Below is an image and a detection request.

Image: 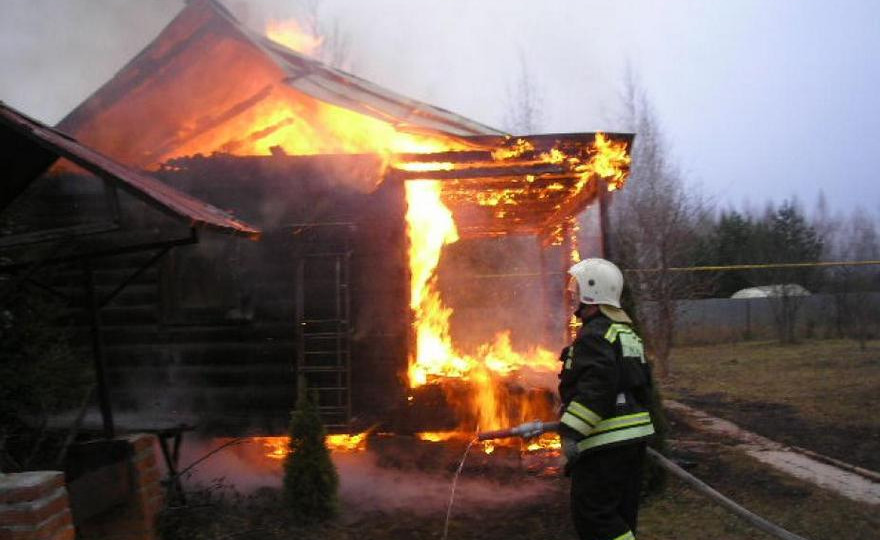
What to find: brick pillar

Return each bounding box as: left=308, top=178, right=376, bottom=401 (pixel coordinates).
left=0, top=471, right=75, bottom=540
left=77, top=434, right=165, bottom=540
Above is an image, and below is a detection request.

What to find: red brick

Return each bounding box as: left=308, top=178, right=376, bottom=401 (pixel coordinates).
left=0, top=487, right=70, bottom=527
left=146, top=495, right=164, bottom=515
left=49, top=525, right=74, bottom=540
left=0, top=474, right=64, bottom=505
left=2, top=530, right=34, bottom=540
left=132, top=451, right=158, bottom=472
left=38, top=511, right=73, bottom=540
left=139, top=482, right=163, bottom=502
left=124, top=434, right=157, bottom=454
left=133, top=467, right=161, bottom=486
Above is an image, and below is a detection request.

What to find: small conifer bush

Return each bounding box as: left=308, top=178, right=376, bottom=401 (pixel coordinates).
left=282, top=379, right=339, bottom=524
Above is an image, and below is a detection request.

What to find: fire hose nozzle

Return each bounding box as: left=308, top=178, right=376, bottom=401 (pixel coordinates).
left=477, top=421, right=560, bottom=441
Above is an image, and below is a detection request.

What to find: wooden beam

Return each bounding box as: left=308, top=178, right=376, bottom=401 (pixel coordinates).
left=390, top=163, right=566, bottom=181
left=540, top=178, right=600, bottom=234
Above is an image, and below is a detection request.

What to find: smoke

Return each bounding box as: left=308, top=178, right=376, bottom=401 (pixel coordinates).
left=171, top=438, right=557, bottom=515
left=2, top=0, right=618, bottom=133
left=438, top=236, right=558, bottom=353
left=0, top=0, right=181, bottom=124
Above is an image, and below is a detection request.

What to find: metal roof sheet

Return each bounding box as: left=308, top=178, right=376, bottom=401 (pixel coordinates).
left=0, top=101, right=261, bottom=238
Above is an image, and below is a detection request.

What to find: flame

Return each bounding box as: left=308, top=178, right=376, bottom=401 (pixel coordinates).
left=265, top=19, right=323, bottom=56
left=326, top=432, right=369, bottom=452
left=416, top=431, right=462, bottom=442
left=539, top=148, right=567, bottom=164
left=525, top=433, right=561, bottom=453
left=491, top=138, right=534, bottom=161
left=395, top=161, right=455, bottom=172
left=588, top=132, right=631, bottom=189
left=568, top=133, right=631, bottom=192
left=164, top=88, right=458, bottom=172
left=251, top=433, right=368, bottom=460
left=149, top=22, right=470, bottom=173
left=475, top=189, right=525, bottom=207
left=405, top=182, right=559, bottom=432
left=256, top=436, right=289, bottom=460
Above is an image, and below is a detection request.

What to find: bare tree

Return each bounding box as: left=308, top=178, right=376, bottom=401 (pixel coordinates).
left=502, top=53, right=545, bottom=134
left=608, top=76, right=710, bottom=378
left=833, top=208, right=880, bottom=349
left=299, top=0, right=353, bottom=69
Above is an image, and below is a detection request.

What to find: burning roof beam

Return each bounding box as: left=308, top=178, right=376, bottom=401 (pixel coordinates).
left=390, top=132, right=632, bottom=240
left=390, top=163, right=567, bottom=181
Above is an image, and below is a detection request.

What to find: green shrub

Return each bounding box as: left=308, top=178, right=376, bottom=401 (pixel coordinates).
left=282, top=381, right=339, bottom=524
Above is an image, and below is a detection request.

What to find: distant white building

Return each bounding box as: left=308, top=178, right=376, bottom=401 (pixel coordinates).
left=731, top=284, right=811, bottom=299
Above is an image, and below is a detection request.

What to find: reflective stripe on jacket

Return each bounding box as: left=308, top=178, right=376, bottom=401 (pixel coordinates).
left=558, top=315, right=655, bottom=455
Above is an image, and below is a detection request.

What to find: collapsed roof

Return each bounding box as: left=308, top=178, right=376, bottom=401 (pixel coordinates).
left=57, top=0, right=501, bottom=170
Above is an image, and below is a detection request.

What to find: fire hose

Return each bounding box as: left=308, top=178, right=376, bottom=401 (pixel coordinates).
left=477, top=420, right=560, bottom=441
left=476, top=422, right=810, bottom=540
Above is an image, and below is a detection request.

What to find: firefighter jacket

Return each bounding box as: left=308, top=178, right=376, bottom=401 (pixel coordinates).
left=558, top=314, right=655, bottom=457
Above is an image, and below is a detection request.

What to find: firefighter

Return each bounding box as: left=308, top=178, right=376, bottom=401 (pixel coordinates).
left=558, top=258, right=656, bottom=540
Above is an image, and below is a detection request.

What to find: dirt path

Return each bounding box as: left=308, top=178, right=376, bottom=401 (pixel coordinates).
left=665, top=400, right=880, bottom=506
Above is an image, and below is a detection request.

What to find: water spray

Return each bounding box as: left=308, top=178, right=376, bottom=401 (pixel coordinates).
left=442, top=421, right=560, bottom=539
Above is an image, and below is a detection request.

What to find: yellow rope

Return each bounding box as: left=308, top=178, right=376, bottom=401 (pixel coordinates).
left=444, top=260, right=880, bottom=280
left=626, top=260, right=880, bottom=273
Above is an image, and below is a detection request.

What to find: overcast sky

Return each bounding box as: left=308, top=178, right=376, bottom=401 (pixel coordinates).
left=2, top=0, right=878, bottom=215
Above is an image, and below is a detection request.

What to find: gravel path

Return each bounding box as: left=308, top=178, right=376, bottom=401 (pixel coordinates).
left=665, top=400, right=880, bottom=506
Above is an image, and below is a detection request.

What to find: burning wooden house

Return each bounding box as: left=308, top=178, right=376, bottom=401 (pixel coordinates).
left=43, top=0, right=632, bottom=440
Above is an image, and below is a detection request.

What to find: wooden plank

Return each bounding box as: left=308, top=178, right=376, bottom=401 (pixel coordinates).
left=540, top=178, right=601, bottom=233
left=391, top=163, right=566, bottom=181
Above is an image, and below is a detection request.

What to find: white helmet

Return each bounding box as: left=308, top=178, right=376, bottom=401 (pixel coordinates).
left=568, top=258, right=624, bottom=308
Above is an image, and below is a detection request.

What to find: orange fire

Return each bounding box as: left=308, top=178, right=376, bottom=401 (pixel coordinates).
left=163, top=87, right=461, bottom=175
left=255, top=436, right=289, bottom=460
left=525, top=433, right=562, bottom=453
left=150, top=16, right=468, bottom=175
left=326, top=432, right=369, bottom=452
left=402, top=134, right=631, bottom=439
left=252, top=433, right=368, bottom=460
left=265, top=19, right=323, bottom=56
left=415, top=431, right=463, bottom=443
left=574, top=133, right=631, bottom=191
left=405, top=181, right=560, bottom=433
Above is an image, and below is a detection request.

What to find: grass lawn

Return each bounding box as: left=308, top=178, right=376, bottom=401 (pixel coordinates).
left=641, top=442, right=879, bottom=540
left=664, top=339, right=880, bottom=470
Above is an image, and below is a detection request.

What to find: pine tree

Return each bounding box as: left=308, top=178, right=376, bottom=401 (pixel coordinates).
left=282, top=379, right=339, bottom=524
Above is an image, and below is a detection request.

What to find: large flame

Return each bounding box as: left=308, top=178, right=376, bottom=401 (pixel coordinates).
left=163, top=87, right=459, bottom=171
left=405, top=182, right=559, bottom=433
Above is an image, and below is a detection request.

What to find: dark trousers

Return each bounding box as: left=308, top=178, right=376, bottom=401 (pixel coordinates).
left=569, top=443, right=646, bottom=540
